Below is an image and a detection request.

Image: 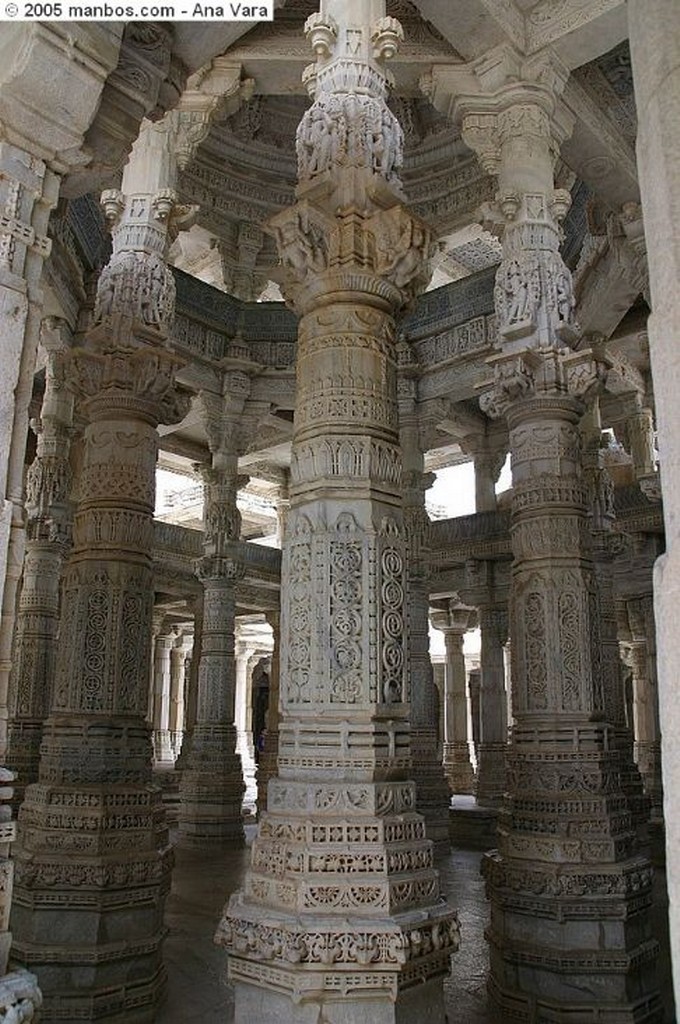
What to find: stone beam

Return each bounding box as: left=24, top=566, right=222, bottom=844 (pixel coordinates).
left=0, top=24, right=124, bottom=172
left=561, top=74, right=639, bottom=207
left=172, top=2, right=287, bottom=72
left=413, top=0, right=522, bottom=60
left=524, top=0, right=627, bottom=65
left=413, top=0, right=626, bottom=67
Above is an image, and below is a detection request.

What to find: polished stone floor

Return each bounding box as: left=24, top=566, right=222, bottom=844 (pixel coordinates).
left=157, top=823, right=675, bottom=1023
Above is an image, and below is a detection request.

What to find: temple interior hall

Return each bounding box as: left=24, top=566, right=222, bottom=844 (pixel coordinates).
left=0, top=1, right=680, bottom=1022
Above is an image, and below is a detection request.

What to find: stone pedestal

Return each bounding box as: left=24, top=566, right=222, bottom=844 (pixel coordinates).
left=217, top=7, right=458, bottom=1019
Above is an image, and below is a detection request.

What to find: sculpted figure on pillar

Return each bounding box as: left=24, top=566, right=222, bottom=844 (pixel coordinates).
left=217, top=5, right=458, bottom=1022
left=425, top=44, right=663, bottom=1023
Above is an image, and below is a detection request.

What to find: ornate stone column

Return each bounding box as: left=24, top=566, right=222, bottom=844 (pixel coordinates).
left=217, top=6, right=458, bottom=1020
left=6, top=318, right=74, bottom=806
left=0, top=146, right=60, bottom=758
left=399, top=348, right=450, bottom=846
left=174, top=592, right=201, bottom=772
left=234, top=639, right=253, bottom=766
left=468, top=667, right=481, bottom=763
left=444, top=52, right=661, bottom=1020
left=177, top=410, right=248, bottom=846
left=10, top=111, right=191, bottom=1022
left=256, top=610, right=281, bottom=817
left=169, top=628, right=191, bottom=760
left=582, top=402, right=649, bottom=836
left=152, top=630, right=175, bottom=765
left=626, top=595, right=663, bottom=822
left=629, top=2, right=680, bottom=998
left=476, top=603, right=508, bottom=807
left=431, top=602, right=476, bottom=796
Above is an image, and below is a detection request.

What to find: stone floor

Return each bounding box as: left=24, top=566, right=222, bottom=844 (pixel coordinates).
left=157, top=824, right=676, bottom=1024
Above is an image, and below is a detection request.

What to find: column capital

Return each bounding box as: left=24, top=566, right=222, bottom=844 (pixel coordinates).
left=66, top=328, right=189, bottom=427
left=423, top=46, right=572, bottom=167
left=430, top=600, right=477, bottom=636
left=480, top=346, right=606, bottom=421
left=170, top=59, right=254, bottom=171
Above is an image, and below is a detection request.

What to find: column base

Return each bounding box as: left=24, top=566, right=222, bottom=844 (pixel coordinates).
left=12, top=781, right=172, bottom=1024
left=475, top=742, right=507, bottom=806
left=635, top=740, right=664, bottom=820
left=443, top=742, right=476, bottom=796
left=232, top=974, right=449, bottom=1024
left=153, top=729, right=175, bottom=766
left=6, top=719, right=43, bottom=811
left=256, top=746, right=278, bottom=818
left=412, top=729, right=451, bottom=850
left=484, top=730, right=662, bottom=1021
left=485, top=848, right=663, bottom=1024
left=177, top=725, right=245, bottom=846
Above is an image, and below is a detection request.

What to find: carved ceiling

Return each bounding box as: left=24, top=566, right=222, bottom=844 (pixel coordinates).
left=42, top=0, right=649, bottom=510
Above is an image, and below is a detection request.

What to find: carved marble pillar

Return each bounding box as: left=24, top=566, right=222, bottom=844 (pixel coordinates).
left=472, top=446, right=506, bottom=514
left=629, top=3, right=680, bottom=997
left=174, top=592, right=201, bottom=772
left=169, top=629, right=191, bottom=759
left=152, top=631, right=175, bottom=766
left=177, top=438, right=247, bottom=846
left=626, top=595, right=663, bottom=821
left=256, top=610, right=281, bottom=817
left=234, top=639, right=252, bottom=765
left=449, top=57, right=661, bottom=1021
left=582, top=402, right=649, bottom=835
left=0, top=145, right=60, bottom=757
left=476, top=604, right=508, bottom=807
left=468, top=667, right=481, bottom=763
left=431, top=603, right=476, bottom=796
left=399, top=357, right=450, bottom=846
left=6, top=319, right=74, bottom=806
left=10, top=110, right=191, bottom=1023
left=217, top=7, right=458, bottom=1020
